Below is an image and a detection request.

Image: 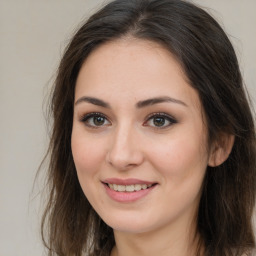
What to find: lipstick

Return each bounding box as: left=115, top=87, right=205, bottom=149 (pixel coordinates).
left=103, top=178, right=155, bottom=186
left=102, top=178, right=157, bottom=203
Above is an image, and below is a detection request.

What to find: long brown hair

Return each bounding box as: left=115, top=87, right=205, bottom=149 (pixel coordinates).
left=40, top=0, right=256, bottom=255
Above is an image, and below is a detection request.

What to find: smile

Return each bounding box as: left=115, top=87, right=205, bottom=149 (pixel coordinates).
left=102, top=179, right=158, bottom=202
left=107, top=183, right=153, bottom=192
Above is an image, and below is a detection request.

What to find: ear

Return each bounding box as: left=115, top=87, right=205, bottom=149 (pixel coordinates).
left=208, top=133, right=235, bottom=167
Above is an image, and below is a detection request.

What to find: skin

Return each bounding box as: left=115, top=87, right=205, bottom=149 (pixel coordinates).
left=71, top=38, right=224, bottom=256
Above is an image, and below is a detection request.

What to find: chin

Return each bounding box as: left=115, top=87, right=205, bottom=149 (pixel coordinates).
left=108, top=222, right=151, bottom=234
left=100, top=212, right=158, bottom=234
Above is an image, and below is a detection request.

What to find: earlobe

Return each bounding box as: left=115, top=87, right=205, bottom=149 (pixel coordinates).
left=208, top=133, right=235, bottom=167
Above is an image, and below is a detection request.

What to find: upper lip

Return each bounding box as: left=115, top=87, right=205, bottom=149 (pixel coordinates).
left=102, top=178, right=157, bottom=186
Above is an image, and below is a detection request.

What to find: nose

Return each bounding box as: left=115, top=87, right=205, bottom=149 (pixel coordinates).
left=106, top=124, right=144, bottom=170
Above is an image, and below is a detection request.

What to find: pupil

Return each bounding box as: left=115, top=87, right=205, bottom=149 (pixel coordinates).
left=94, top=116, right=104, bottom=125
left=153, top=117, right=165, bottom=126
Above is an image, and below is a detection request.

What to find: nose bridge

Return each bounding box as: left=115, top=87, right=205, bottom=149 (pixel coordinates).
left=113, top=123, right=132, bottom=151
left=106, top=121, right=143, bottom=169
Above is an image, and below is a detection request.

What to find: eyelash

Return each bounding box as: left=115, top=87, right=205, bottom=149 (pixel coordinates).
left=80, top=112, right=110, bottom=129
left=143, top=112, right=177, bottom=129
left=79, top=112, right=177, bottom=129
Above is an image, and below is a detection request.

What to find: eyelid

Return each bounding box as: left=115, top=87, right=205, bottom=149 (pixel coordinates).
left=79, top=112, right=105, bottom=121
left=145, top=112, right=176, bottom=120
left=79, top=112, right=111, bottom=128
left=78, top=111, right=177, bottom=129
left=143, top=112, right=177, bottom=128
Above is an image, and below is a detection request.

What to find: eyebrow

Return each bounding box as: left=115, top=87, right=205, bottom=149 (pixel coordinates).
left=74, top=96, right=187, bottom=108
left=136, top=96, right=187, bottom=108
left=75, top=96, right=111, bottom=108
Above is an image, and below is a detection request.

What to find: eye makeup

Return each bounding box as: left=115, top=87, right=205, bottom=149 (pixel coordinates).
left=143, top=112, right=177, bottom=129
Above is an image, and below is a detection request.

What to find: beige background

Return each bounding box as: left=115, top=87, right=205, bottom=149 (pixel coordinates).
left=0, top=0, right=255, bottom=255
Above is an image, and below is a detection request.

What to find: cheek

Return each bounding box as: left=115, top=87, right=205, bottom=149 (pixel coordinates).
left=148, top=132, right=208, bottom=181
left=71, top=131, right=106, bottom=177
left=71, top=131, right=107, bottom=206
left=147, top=134, right=208, bottom=217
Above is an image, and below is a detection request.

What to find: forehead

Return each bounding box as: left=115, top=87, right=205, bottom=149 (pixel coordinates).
left=75, top=38, right=201, bottom=110
left=80, top=38, right=186, bottom=83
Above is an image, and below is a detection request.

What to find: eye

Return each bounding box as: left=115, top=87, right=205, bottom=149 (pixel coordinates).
left=80, top=112, right=111, bottom=128
left=144, top=113, right=177, bottom=128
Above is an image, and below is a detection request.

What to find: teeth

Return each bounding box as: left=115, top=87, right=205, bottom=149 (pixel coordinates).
left=117, top=185, right=125, bottom=192
left=126, top=185, right=134, bottom=192
left=134, top=184, right=141, bottom=191
left=141, top=184, right=147, bottom=190
left=108, top=183, right=153, bottom=192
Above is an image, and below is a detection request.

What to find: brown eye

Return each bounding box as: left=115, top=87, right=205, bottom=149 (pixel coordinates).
left=93, top=116, right=105, bottom=126
left=144, top=113, right=177, bottom=129
left=81, top=113, right=110, bottom=128
left=153, top=117, right=166, bottom=127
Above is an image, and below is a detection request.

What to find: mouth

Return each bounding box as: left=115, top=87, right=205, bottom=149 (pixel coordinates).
left=104, top=183, right=157, bottom=192
left=101, top=178, right=158, bottom=202
left=102, top=179, right=158, bottom=202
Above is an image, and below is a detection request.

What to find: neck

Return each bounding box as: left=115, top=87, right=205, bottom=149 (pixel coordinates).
left=110, top=217, right=202, bottom=256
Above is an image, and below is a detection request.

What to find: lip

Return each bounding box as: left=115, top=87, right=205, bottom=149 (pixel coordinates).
left=102, top=178, right=158, bottom=203
left=102, top=178, right=156, bottom=186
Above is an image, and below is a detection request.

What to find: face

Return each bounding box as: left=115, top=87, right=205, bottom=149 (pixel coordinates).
left=71, top=39, right=212, bottom=235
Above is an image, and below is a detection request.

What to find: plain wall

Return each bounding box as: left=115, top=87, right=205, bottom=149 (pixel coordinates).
left=0, top=1, right=255, bottom=255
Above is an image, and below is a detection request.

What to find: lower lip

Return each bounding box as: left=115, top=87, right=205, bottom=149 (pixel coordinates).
left=103, top=183, right=156, bottom=203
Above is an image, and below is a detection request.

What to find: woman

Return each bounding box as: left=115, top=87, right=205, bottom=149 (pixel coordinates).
left=41, top=0, right=256, bottom=255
